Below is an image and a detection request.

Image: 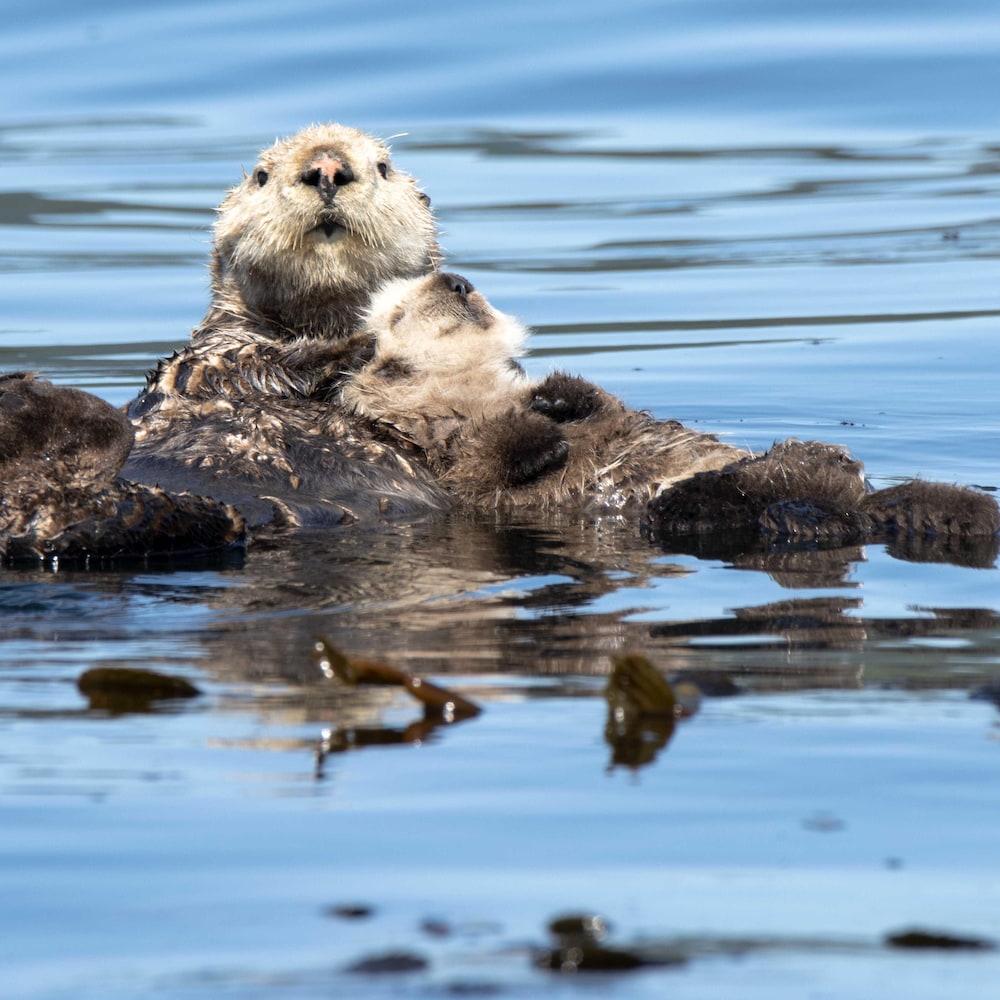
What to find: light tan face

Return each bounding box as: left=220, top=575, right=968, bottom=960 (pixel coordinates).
left=213, top=123, right=439, bottom=302
left=363, top=273, right=528, bottom=371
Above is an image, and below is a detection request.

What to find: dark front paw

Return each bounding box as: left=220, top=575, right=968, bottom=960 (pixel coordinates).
left=484, top=411, right=570, bottom=487
left=506, top=436, right=569, bottom=486
left=530, top=373, right=603, bottom=423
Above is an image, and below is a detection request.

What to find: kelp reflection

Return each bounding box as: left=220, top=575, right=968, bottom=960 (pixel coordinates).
left=603, top=654, right=687, bottom=770
left=308, top=637, right=481, bottom=779
left=6, top=509, right=997, bottom=714
left=304, top=648, right=695, bottom=775
left=190, top=512, right=999, bottom=696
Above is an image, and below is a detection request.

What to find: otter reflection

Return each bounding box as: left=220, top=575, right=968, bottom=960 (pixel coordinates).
left=105, top=511, right=987, bottom=788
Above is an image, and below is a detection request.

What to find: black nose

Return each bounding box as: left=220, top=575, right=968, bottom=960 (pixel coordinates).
left=440, top=272, right=475, bottom=298
left=301, top=156, right=356, bottom=204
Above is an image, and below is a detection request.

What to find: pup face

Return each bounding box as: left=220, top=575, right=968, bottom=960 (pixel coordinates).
left=363, top=272, right=528, bottom=373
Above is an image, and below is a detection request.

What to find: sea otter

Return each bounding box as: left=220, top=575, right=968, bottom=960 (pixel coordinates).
left=343, top=271, right=1000, bottom=552
left=121, top=123, right=449, bottom=527
left=343, top=271, right=751, bottom=508
left=342, top=271, right=578, bottom=489
left=0, top=373, right=245, bottom=562
left=17, top=119, right=963, bottom=557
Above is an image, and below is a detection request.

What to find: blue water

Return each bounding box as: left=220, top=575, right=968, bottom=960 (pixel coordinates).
left=2, top=2, right=1000, bottom=997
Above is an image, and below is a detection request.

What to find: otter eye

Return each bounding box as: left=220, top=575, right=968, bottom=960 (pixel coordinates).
left=377, top=162, right=388, bottom=179
left=255, top=169, right=269, bottom=187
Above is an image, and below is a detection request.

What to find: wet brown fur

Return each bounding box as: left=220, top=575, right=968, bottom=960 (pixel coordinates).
left=346, top=274, right=999, bottom=548
left=649, top=438, right=1000, bottom=551
left=0, top=373, right=245, bottom=561
left=343, top=273, right=750, bottom=509
left=122, top=124, right=447, bottom=526
left=343, top=272, right=575, bottom=490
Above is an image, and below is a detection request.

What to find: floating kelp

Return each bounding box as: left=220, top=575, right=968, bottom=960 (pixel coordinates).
left=536, top=942, right=657, bottom=972
left=607, top=654, right=677, bottom=715
left=311, top=637, right=481, bottom=721
left=323, top=903, right=375, bottom=921
left=537, top=910, right=685, bottom=972
left=885, top=928, right=996, bottom=951
left=604, top=654, right=683, bottom=769
left=343, top=950, right=430, bottom=974
left=77, top=666, right=201, bottom=714
left=538, top=912, right=1000, bottom=975
left=547, top=913, right=611, bottom=943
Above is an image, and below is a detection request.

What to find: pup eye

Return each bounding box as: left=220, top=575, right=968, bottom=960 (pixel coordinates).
left=255, top=169, right=269, bottom=187
left=377, top=162, right=388, bottom=179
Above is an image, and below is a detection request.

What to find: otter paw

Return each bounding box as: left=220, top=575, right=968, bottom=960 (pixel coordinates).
left=482, top=411, right=570, bottom=487
left=506, top=437, right=569, bottom=486
left=530, top=373, right=603, bottom=423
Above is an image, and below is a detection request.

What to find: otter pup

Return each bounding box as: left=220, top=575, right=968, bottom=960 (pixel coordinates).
left=343, top=272, right=750, bottom=508
left=342, top=271, right=574, bottom=488
left=122, top=123, right=449, bottom=526
left=344, top=272, right=1000, bottom=551
left=0, top=373, right=245, bottom=562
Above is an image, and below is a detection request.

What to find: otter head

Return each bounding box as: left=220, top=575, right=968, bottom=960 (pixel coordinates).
left=212, top=123, right=440, bottom=339
left=362, top=272, right=529, bottom=377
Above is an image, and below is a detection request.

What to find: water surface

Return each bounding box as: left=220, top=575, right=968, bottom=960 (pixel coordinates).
left=2, top=2, right=1000, bottom=997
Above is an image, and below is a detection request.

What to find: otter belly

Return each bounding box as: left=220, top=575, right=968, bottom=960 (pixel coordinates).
left=123, top=402, right=452, bottom=530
